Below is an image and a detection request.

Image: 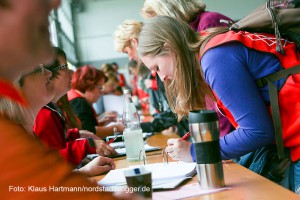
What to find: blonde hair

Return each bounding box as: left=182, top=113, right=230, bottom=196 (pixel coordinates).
left=141, top=0, right=206, bottom=22
left=0, top=97, right=28, bottom=125
left=138, top=16, right=218, bottom=120
left=100, top=63, right=115, bottom=74
left=114, top=19, right=143, bottom=52
left=105, top=72, right=119, bottom=87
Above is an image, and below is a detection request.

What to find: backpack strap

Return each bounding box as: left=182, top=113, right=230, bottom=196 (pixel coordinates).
left=256, top=64, right=300, bottom=159
left=266, top=0, right=285, bottom=54
left=200, top=29, right=229, bottom=57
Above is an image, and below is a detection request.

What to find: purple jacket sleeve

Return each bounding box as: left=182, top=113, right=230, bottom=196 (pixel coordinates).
left=195, top=42, right=278, bottom=160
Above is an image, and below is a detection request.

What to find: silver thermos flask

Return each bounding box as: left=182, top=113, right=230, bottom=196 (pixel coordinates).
left=189, top=110, right=225, bottom=189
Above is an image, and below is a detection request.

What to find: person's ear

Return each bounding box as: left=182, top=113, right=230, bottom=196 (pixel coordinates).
left=163, top=43, right=174, bottom=55
left=164, top=43, right=171, bottom=49
left=130, top=38, right=138, bottom=48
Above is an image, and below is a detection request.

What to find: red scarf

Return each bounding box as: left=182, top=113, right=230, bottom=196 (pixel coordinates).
left=0, top=79, right=27, bottom=105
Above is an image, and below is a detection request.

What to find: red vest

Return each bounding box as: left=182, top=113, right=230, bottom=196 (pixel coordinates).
left=67, top=89, right=98, bottom=121
left=202, top=31, right=300, bottom=161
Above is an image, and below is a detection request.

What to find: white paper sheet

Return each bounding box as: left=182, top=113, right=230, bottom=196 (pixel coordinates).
left=98, top=162, right=196, bottom=189
left=87, top=143, right=160, bottom=160
left=103, top=94, right=124, bottom=115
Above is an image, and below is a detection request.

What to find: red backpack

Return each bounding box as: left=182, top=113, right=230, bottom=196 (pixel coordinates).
left=201, top=30, right=300, bottom=161
left=200, top=0, right=300, bottom=160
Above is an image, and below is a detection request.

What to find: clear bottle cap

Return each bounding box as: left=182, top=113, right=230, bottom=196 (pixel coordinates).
left=123, top=89, right=130, bottom=94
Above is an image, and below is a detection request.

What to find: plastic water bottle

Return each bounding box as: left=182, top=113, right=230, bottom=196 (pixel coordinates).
left=122, top=89, right=146, bottom=162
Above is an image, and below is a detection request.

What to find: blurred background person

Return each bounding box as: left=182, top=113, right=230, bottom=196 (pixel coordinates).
left=93, top=71, right=123, bottom=117
left=100, top=63, right=116, bottom=77
left=128, top=59, right=150, bottom=113
left=68, top=65, right=124, bottom=138
left=111, top=62, right=128, bottom=89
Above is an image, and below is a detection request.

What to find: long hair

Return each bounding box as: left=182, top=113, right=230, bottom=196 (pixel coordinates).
left=56, top=94, right=82, bottom=129
left=141, top=0, right=206, bottom=22
left=138, top=16, right=220, bottom=120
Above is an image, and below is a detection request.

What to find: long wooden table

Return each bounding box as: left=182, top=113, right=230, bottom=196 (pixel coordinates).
left=93, top=133, right=300, bottom=199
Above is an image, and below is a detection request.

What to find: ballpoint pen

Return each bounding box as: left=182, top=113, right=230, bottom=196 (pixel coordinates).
left=181, top=132, right=190, bottom=140
left=107, top=135, right=118, bottom=145
left=107, top=127, right=118, bottom=145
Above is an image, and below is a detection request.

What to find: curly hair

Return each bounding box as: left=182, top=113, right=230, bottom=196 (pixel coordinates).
left=114, top=19, right=143, bottom=52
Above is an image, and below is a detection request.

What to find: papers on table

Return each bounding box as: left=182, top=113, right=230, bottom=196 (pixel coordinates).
left=113, top=144, right=160, bottom=156
left=108, top=141, right=125, bottom=149
left=105, top=132, right=154, bottom=143
left=98, top=162, right=196, bottom=189
left=87, top=143, right=160, bottom=160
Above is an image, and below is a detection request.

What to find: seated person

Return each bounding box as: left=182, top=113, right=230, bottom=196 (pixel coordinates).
left=9, top=64, right=116, bottom=176
left=68, top=65, right=124, bottom=138
left=93, top=72, right=123, bottom=116
left=34, top=47, right=117, bottom=166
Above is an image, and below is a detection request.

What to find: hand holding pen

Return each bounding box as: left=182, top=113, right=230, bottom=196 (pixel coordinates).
left=101, top=127, right=119, bottom=156
left=165, top=132, right=193, bottom=162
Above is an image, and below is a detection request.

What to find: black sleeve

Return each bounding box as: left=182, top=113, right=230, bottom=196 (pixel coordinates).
left=141, top=111, right=178, bottom=133
left=69, top=98, right=97, bottom=134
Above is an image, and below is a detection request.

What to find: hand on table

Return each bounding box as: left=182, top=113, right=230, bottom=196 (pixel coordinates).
left=165, top=138, right=193, bottom=162
left=114, top=122, right=125, bottom=133
left=98, top=111, right=118, bottom=126
left=78, top=156, right=115, bottom=176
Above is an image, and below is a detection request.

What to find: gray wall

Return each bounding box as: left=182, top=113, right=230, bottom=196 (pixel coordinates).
left=73, top=0, right=145, bottom=68
left=72, top=0, right=266, bottom=68
left=203, top=0, right=265, bottom=21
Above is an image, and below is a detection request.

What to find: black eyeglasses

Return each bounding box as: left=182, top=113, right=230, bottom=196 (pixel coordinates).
left=19, top=65, right=45, bottom=85
left=24, top=65, right=45, bottom=76
left=50, top=63, right=68, bottom=72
